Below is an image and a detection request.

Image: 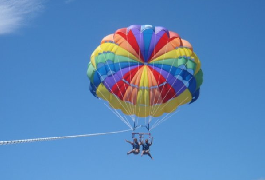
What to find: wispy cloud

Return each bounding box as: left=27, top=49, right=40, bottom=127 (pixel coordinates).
left=0, top=0, right=43, bottom=35
left=256, top=178, right=265, bottom=180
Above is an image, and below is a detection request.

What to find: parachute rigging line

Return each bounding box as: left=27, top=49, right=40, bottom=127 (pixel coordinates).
left=95, top=70, right=133, bottom=127
left=149, top=36, right=169, bottom=118
left=0, top=129, right=131, bottom=145
left=103, top=102, right=133, bottom=129
left=97, top=45, right=134, bottom=116
left=150, top=96, right=189, bottom=131
left=150, top=59, right=189, bottom=119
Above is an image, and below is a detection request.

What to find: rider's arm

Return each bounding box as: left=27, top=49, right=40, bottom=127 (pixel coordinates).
left=125, top=139, right=133, bottom=145
left=150, top=137, right=153, bottom=146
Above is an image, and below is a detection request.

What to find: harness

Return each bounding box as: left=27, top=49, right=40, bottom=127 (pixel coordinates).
left=142, top=142, right=150, bottom=150
left=133, top=141, right=140, bottom=149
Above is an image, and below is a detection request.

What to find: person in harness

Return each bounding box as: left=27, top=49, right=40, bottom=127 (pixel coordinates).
left=125, top=138, right=140, bottom=155
left=140, top=137, right=153, bottom=159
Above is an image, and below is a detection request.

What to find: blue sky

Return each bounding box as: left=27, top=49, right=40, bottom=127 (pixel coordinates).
left=1, top=0, right=265, bottom=180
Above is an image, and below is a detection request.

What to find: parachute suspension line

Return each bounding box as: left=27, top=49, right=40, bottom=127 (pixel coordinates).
left=143, top=32, right=148, bottom=130
left=134, top=83, right=143, bottom=130
left=150, top=36, right=170, bottom=117
left=99, top=100, right=132, bottom=131
left=144, top=29, right=147, bottom=128
left=150, top=36, right=170, bottom=116
left=0, top=129, right=132, bottom=146
left=150, top=96, right=188, bottom=131
left=149, top=31, right=157, bottom=119
left=114, top=51, right=135, bottom=118
left=115, top=51, right=135, bottom=116
left=150, top=47, right=177, bottom=117
left=150, top=110, right=180, bottom=131
left=103, top=102, right=133, bottom=130
left=145, top=97, right=147, bottom=128
left=94, top=71, right=132, bottom=128
left=151, top=95, right=188, bottom=130
left=130, top=114, right=137, bottom=126
left=125, top=30, right=138, bottom=117
left=145, top=110, right=147, bottom=128
left=150, top=59, right=191, bottom=119
left=97, top=46, right=134, bottom=117
left=130, top=115, right=135, bottom=124
left=136, top=31, right=143, bottom=122
left=146, top=31, right=159, bottom=127
left=149, top=28, right=157, bottom=126
left=94, top=72, right=131, bottom=127
left=148, top=116, right=152, bottom=127
left=136, top=116, right=139, bottom=130
left=151, top=70, right=193, bottom=119
left=95, top=61, right=132, bottom=120
left=132, top=30, right=144, bottom=130
left=150, top=59, right=194, bottom=130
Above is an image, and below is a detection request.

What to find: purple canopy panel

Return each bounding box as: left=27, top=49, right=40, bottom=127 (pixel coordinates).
left=127, top=25, right=141, bottom=33
left=155, top=26, right=169, bottom=35
left=131, top=28, right=144, bottom=59
left=103, top=65, right=139, bottom=91
left=167, top=76, right=186, bottom=96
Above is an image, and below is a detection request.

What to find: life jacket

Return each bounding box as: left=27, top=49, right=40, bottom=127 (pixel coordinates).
left=133, top=141, right=139, bottom=149
left=142, top=142, right=150, bottom=150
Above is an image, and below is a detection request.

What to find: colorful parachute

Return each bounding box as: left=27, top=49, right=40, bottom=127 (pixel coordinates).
left=87, top=25, right=203, bottom=118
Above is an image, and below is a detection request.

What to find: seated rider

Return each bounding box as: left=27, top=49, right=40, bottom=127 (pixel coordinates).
left=125, top=138, right=140, bottom=155
left=140, top=137, right=153, bottom=159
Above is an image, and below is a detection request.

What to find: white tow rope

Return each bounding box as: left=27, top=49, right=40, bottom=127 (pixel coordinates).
left=0, top=129, right=132, bottom=145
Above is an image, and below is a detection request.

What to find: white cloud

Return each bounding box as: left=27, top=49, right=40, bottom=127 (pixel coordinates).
left=256, top=178, right=265, bottom=180
left=0, top=0, right=43, bottom=34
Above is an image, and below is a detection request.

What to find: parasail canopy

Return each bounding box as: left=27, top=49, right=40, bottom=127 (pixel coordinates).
left=87, top=25, right=203, bottom=119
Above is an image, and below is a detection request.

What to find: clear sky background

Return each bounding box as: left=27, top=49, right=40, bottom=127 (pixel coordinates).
left=1, top=0, right=265, bottom=180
